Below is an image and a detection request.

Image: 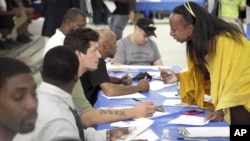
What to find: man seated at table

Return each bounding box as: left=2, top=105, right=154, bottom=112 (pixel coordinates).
left=80, top=28, right=150, bottom=106
left=14, top=46, right=131, bottom=141
left=111, top=17, right=163, bottom=66
left=63, top=28, right=157, bottom=127
left=37, top=27, right=156, bottom=128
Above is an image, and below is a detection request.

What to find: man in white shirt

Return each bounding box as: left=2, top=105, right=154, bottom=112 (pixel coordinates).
left=0, top=57, right=37, bottom=141
left=42, top=7, right=86, bottom=57
left=14, top=46, right=129, bottom=141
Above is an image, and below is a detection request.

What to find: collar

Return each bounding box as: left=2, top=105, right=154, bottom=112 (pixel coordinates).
left=38, top=82, right=74, bottom=108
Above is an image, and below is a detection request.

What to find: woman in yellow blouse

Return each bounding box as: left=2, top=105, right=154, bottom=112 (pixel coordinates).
left=160, top=1, right=250, bottom=124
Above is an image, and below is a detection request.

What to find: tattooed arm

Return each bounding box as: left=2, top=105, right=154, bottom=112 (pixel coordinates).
left=80, top=102, right=156, bottom=127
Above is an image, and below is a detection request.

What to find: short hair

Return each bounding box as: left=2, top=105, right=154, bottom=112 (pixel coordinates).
left=0, top=57, right=31, bottom=89
left=42, top=46, right=79, bottom=85
left=64, top=28, right=99, bottom=54
left=62, top=8, right=86, bottom=23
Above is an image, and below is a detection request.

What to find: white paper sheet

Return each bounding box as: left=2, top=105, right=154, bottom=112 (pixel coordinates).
left=103, top=1, right=116, bottom=13
left=150, top=81, right=176, bottom=91
left=159, top=91, right=179, bottom=98
left=102, top=92, right=146, bottom=99
left=133, top=129, right=159, bottom=141
left=112, top=118, right=154, bottom=141
left=168, top=115, right=209, bottom=126
left=106, top=65, right=138, bottom=72
left=162, top=99, right=198, bottom=107
left=184, top=127, right=229, bottom=137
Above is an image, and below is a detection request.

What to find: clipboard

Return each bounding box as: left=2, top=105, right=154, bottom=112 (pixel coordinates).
left=178, top=127, right=229, bottom=138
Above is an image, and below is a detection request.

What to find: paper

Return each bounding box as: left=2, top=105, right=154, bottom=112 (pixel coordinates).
left=151, top=111, right=170, bottom=118
left=102, top=92, right=146, bottom=99
left=106, top=65, right=138, bottom=72
left=103, top=1, right=116, bottom=13
left=179, top=127, right=229, bottom=137
left=150, top=81, right=176, bottom=91
left=133, top=129, right=159, bottom=141
left=111, top=118, right=154, bottom=141
left=159, top=91, right=179, bottom=98
left=162, top=99, right=198, bottom=107
left=168, top=115, right=209, bottom=126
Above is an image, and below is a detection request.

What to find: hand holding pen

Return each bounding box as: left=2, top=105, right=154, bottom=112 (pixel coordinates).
left=131, top=100, right=157, bottom=118
left=133, top=98, right=165, bottom=113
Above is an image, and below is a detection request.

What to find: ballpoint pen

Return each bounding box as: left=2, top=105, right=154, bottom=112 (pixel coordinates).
left=177, top=137, right=208, bottom=141
left=132, top=98, right=141, bottom=102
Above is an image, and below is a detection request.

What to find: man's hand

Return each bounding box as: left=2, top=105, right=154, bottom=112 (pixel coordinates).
left=133, top=101, right=157, bottom=118
left=205, top=110, right=224, bottom=122
left=136, top=78, right=149, bottom=92
left=109, top=127, right=130, bottom=141
left=121, top=74, right=132, bottom=85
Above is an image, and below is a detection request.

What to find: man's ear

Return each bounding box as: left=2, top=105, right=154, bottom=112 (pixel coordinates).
left=65, top=19, right=71, bottom=25
left=73, top=74, right=78, bottom=82
left=75, top=50, right=83, bottom=57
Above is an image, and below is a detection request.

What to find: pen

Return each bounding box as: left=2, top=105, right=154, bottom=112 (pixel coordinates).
left=132, top=98, right=141, bottom=102
left=132, top=98, right=165, bottom=112
left=177, top=137, right=208, bottom=141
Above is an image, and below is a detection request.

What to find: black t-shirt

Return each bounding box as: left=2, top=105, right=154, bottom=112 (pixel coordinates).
left=113, top=1, right=129, bottom=15
left=80, top=58, right=110, bottom=106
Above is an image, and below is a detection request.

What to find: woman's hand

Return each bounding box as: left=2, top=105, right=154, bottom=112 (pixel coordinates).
left=158, top=68, right=179, bottom=84
left=205, top=110, right=225, bottom=122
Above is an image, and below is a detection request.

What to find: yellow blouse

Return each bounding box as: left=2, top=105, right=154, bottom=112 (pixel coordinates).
left=179, top=34, right=250, bottom=124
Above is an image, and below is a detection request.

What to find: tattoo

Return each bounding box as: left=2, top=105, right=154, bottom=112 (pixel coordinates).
left=100, top=109, right=126, bottom=116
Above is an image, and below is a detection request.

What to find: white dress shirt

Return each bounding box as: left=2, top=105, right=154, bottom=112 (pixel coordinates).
left=43, top=29, right=65, bottom=57
left=14, top=82, right=106, bottom=141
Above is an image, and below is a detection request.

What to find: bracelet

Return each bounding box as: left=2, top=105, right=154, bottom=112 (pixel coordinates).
left=222, top=108, right=228, bottom=115
left=106, top=130, right=110, bottom=141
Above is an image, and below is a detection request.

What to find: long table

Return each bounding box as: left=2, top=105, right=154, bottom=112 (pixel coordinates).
left=94, top=65, right=229, bottom=141
left=136, top=0, right=208, bottom=17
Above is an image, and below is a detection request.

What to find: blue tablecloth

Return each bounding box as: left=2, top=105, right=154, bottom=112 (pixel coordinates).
left=94, top=66, right=229, bottom=141
left=246, top=24, right=250, bottom=40
left=137, top=0, right=207, bottom=17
